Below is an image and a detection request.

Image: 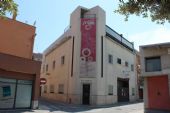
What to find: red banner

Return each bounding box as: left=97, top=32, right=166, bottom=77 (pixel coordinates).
left=81, top=18, right=96, bottom=62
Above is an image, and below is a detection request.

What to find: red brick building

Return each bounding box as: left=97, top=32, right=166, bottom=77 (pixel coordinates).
left=0, top=18, right=41, bottom=109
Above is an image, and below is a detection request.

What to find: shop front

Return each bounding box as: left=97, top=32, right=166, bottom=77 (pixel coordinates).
left=0, top=53, right=41, bottom=109
left=0, top=77, right=33, bottom=109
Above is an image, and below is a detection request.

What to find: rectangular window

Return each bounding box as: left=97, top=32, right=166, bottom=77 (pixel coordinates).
left=125, top=61, right=128, bottom=67
left=131, top=64, right=134, bottom=71
left=132, top=88, right=135, bottom=96
left=58, top=84, right=64, bottom=94
left=0, top=78, right=16, bottom=109
left=145, top=57, right=161, bottom=72
left=117, top=58, right=121, bottom=64
left=2, top=86, right=11, bottom=97
left=52, top=61, right=55, bottom=69
left=44, top=85, right=47, bottom=93
left=42, top=65, right=45, bottom=73
left=50, top=85, right=54, bottom=93
left=108, top=54, right=113, bottom=64
left=46, top=64, right=48, bottom=72
left=108, top=85, right=113, bottom=95
left=61, top=56, right=65, bottom=65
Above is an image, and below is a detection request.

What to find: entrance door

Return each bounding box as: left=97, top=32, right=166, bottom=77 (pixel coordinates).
left=15, top=80, right=32, bottom=108
left=82, top=84, right=90, bottom=105
left=147, top=75, right=170, bottom=110
left=117, top=78, right=129, bottom=102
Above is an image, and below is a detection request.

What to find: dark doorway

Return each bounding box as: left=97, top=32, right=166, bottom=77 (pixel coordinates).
left=82, top=84, right=90, bottom=105
left=117, top=78, right=129, bottom=102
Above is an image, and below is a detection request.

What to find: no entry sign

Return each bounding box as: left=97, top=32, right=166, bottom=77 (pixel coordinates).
left=40, top=78, right=47, bottom=85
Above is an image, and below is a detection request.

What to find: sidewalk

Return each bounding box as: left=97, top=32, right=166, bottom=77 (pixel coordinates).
left=145, top=109, right=170, bottom=113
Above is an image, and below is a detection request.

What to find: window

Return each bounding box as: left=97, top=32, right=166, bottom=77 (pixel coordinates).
left=61, top=56, right=65, bottom=65
left=46, top=64, right=48, bottom=72
left=108, top=85, right=113, bottom=95
left=117, top=58, right=121, bottom=64
left=58, top=84, right=64, bottom=94
left=52, top=61, right=55, bottom=69
left=2, top=86, right=11, bottom=97
left=132, top=88, right=135, bottom=96
left=125, top=61, right=128, bottom=67
left=131, top=64, right=134, bottom=71
left=44, top=85, right=47, bottom=93
left=108, top=54, right=113, bottom=64
left=145, top=57, right=161, bottom=72
left=50, top=85, right=54, bottom=93
left=43, top=65, right=45, bottom=73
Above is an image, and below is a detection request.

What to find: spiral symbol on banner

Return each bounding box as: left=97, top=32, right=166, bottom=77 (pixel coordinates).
left=82, top=48, right=91, bottom=57
left=88, top=56, right=93, bottom=62
left=85, top=25, right=92, bottom=30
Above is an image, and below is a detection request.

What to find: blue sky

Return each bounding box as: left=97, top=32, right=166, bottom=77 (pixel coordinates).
left=13, top=0, right=170, bottom=53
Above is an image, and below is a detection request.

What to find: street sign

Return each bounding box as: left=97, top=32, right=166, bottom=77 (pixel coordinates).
left=40, top=78, right=47, bottom=85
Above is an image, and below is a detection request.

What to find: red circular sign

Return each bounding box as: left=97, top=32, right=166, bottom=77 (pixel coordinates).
left=40, top=78, right=47, bottom=85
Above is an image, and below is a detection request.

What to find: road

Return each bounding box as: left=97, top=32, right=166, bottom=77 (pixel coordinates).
left=0, top=99, right=144, bottom=113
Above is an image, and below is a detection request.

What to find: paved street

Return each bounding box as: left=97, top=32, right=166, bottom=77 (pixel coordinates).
left=1, top=99, right=170, bottom=113
left=0, top=99, right=144, bottom=113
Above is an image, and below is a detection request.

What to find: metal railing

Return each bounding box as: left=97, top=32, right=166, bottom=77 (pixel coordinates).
left=105, top=25, right=134, bottom=51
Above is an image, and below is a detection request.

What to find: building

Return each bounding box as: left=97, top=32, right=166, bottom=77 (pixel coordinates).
left=33, top=53, right=43, bottom=62
left=0, top=18, right=41, bottom=109
left=140, top=43, right=170, bottom=111
left=41, top=6, right=138, bottom=105
left=135, top=51, right=143, bottom=99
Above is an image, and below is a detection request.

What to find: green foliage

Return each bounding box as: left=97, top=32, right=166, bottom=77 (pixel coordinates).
left=115, top=0, right=170, bottom=24
left=0, top=0, right=18, bottom=17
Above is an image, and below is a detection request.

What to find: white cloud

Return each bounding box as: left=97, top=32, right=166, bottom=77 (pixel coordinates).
left=128, top=27, right=170, bottom=50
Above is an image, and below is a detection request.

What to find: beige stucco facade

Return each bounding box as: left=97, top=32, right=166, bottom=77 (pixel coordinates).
left=41, top=6, right=138, bottom=105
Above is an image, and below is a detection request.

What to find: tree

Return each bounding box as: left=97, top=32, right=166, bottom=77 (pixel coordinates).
left=0, top=0, right=18, bottom=17
left=115, top=0, right=170, bottom=24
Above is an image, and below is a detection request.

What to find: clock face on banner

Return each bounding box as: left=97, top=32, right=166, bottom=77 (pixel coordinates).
left=80, top=17, right=96, bottom=77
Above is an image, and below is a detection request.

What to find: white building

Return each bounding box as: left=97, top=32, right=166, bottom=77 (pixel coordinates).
left=41, top=6, right=138, bottom=105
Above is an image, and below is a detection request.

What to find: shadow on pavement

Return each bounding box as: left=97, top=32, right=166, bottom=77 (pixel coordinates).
left=0, top=98, right=143, bottom=113
left=38, top=98, right=143, bottom=113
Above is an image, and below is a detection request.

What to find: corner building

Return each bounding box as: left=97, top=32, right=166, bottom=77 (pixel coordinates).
left=0, top=18, right=41, bottom=109
left=140, top=43, right=170, bottom=111
left=41, top=6, right=138, bottom=105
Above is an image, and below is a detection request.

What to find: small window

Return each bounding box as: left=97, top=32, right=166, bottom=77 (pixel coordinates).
left=50, top=85, right=54, bottom=93
left=3, top=86, right=11, bottom=97
left=131, top=64, right=134, bottom=71
left=108, top=54, right=113, bottom=64
left=52, top=60, right=55, bottom=69
left=58, top=84, right=64, bottom=94
left=132, top=88, right=135, bottom=96
left=43, top=65, right=45, bottom=73
left=46, top=64, right=48, bottom=72
left=44, top=85, right=47, bottom=93
left=145, top=57, right=161, bottom=72
left=117, top=58, right=121, bottom=64
left=61, top=56, right=65, bottom=65
left=125, top=61, right=128, bottom=67
left=108, top=85, right=113, bottom=95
